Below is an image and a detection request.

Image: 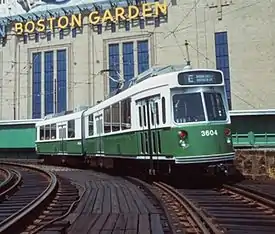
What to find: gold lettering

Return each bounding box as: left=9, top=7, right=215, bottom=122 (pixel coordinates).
left=57, top=16, right=69, bottom=29
left=15, top=23, right=23, bottom=34
left=128, top=6, right=139, bottom=19
left=102, top=9, right=114, bottom=23
left=36, top=19, right=45, bottom=32
left=71, top=14, right=82, bottom=27
left=155, top=2, right=167, bottom=15
left=115, top=7, right=125, bottom=21
left=25, top=21, right=35, bottom=33
left=47, top=17, right=55, bottom=31
left=13, top=3, right=166, bottom=34
left=142, top=3, right=153, bottom=17
left=88, top=11, right=100, bottom=24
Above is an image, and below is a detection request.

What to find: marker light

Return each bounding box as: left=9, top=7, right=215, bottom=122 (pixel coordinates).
left=178, top=130, right=188, bottom=139
left=224, top=128, right=231, bottom=136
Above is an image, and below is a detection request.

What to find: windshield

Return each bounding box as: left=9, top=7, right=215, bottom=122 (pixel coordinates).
left=173, top=93, right=205, bottom=123
left=204, top=92, right=227, bottom=121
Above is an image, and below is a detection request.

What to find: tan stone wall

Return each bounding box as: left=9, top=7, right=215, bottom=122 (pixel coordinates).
left=235, top=150, right=275, bottom=179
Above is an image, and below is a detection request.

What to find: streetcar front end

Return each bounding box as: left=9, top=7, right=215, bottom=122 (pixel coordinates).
left=166, top=69, right=236, bottom=176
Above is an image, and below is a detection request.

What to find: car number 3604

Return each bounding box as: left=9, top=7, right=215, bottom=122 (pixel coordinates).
left=201, top=130, right=218, bottom=136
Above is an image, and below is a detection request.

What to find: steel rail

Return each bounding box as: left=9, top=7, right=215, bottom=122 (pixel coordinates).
left=0, top=168, right=13, bottom=193
left=155, top=182, right=223, bottom=234
left=126, top=176, right=178, bottom=234
left=0, top=162, right=58, bottom=234
left=30, top=181, right=85, bottom=234
left=0, top=168, right=22, bottom=201
left=223, top=184, right=275, bottom=209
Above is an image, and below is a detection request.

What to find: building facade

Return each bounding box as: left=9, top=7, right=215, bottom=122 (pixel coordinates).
left=0, top=0, right=274, bottom=120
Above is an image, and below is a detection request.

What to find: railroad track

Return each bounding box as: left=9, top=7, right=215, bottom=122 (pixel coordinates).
left=178, top=182, right=275, bottom=234
left=128, top=177, right=275, bottom=234
left=4, top=159, right=275, bottom=234
left=0, top=162, right=177, bottom=234
left=0, top=167, right=22, bottom=200
left=127, top=177, right=222, bottom=234
left=0, top=162, right=58, bottom=234
left=0, top=162, right=79, bottom=234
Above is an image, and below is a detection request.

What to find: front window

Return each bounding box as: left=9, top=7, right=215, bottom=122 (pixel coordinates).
left=204, top=92, right=227, bottom=121
left=173, top=93, right=205, bottom=123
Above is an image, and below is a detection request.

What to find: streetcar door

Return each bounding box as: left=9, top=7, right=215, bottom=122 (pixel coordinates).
left=58, top=124, right=66, bottom=155
left=137, top=96, right=161, bottom=174
left=95, top=115, right=104, bottom=156
left=149, top=98, right=161, bottom=158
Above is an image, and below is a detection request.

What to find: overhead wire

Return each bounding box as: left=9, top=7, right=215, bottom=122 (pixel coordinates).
left=187, top=41, right=265, bottom=108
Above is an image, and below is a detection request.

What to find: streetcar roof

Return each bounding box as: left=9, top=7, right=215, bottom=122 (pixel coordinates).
left=84, top=68, right=224, bottom=116
left=230, top=109, right=275, bottom=116
left=35, top=110, right=85, bottom=127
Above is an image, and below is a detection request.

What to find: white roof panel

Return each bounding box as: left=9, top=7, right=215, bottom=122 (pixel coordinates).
left=230, top=109, right=275, bottom=116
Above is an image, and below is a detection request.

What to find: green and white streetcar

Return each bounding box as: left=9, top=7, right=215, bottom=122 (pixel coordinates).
left=35, top=64, right=235, bottom=177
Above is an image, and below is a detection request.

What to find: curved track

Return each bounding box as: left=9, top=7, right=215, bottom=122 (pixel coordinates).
left=127, top=177, right=222, bottom=234
left=178, top=182, right=275, bottom=234
left=153, top=181, right=222, bottom=234
left=0, top=162, right=58, bottom=234
left=0, top=167, right=22, bottom=200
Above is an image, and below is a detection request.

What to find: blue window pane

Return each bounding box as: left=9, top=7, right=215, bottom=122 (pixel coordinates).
left=123, top=42, right=134, bottom=86
left=137, top=40, right=149, bottom=74
left=225, top=79, right=231, bottom=91
left=44, top=51, right=54, bottom=115
left=228, top=99, right=232, bottom=110
left=155, top=17, right=160, bottom=27
left=59, top=30, right=64, bottom=40
left=108, top=43, right=119, bottom=93
left=46, top=31, right=51, bottom=41
left=32, top=52, right=42, bottom=118
left=125, top=21, right=130, bottom=31
left=23, top=34, right=27, bottom=44
left=72, top=28, right=77, bottom=38
left=98, top=24, right=102, bottom=34
left=215, top=32, right=228, bottom=45
left=57, top=49, right=67, bottom=113
left=215, top=31, right=231, bottom=106
left=218, top=57, right=228, bottom=68
left=111, top=22, right=116, bottom=32
left=223, top=67, right=230, bottom=80
left=35, top=32, right=39, bottom=43
left=215, top=46, right=228, bottom=57
left=139, top=19, right=145, bottom=29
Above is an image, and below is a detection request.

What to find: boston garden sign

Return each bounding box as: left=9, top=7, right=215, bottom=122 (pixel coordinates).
left=0, top=1, right=167, bottom=36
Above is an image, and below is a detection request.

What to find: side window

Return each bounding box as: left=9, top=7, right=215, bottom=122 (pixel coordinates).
left=59, top=127, right=66, bottom=139
left=138, top=106, right=142, bottom=127
left=40, top=126, right=45, bottom=140
left=104, top=107, right=111, bottom=133
left=68, top=120, right=75, bottom=138
left=162, top=97, right=166, bottom=124
left=150, top=101, right=160, bottom=126
left=121, top=98, right=131, bottom=130
left=45, top=125, right=50, bottom=140
left=143, top=105, right=147, bottom=127
left=112, top=103, right=120, bottom=132
left=51, top=124, right=56, bottom=139
left=155, top=102, right=160, bottom=125
left=151, top=104, right=155, bottom=126
left=88, top=114, right=94, bottom=136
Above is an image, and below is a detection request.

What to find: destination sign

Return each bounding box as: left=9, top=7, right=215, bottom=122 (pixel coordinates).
left=178, top=71, right=223, bottom=86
